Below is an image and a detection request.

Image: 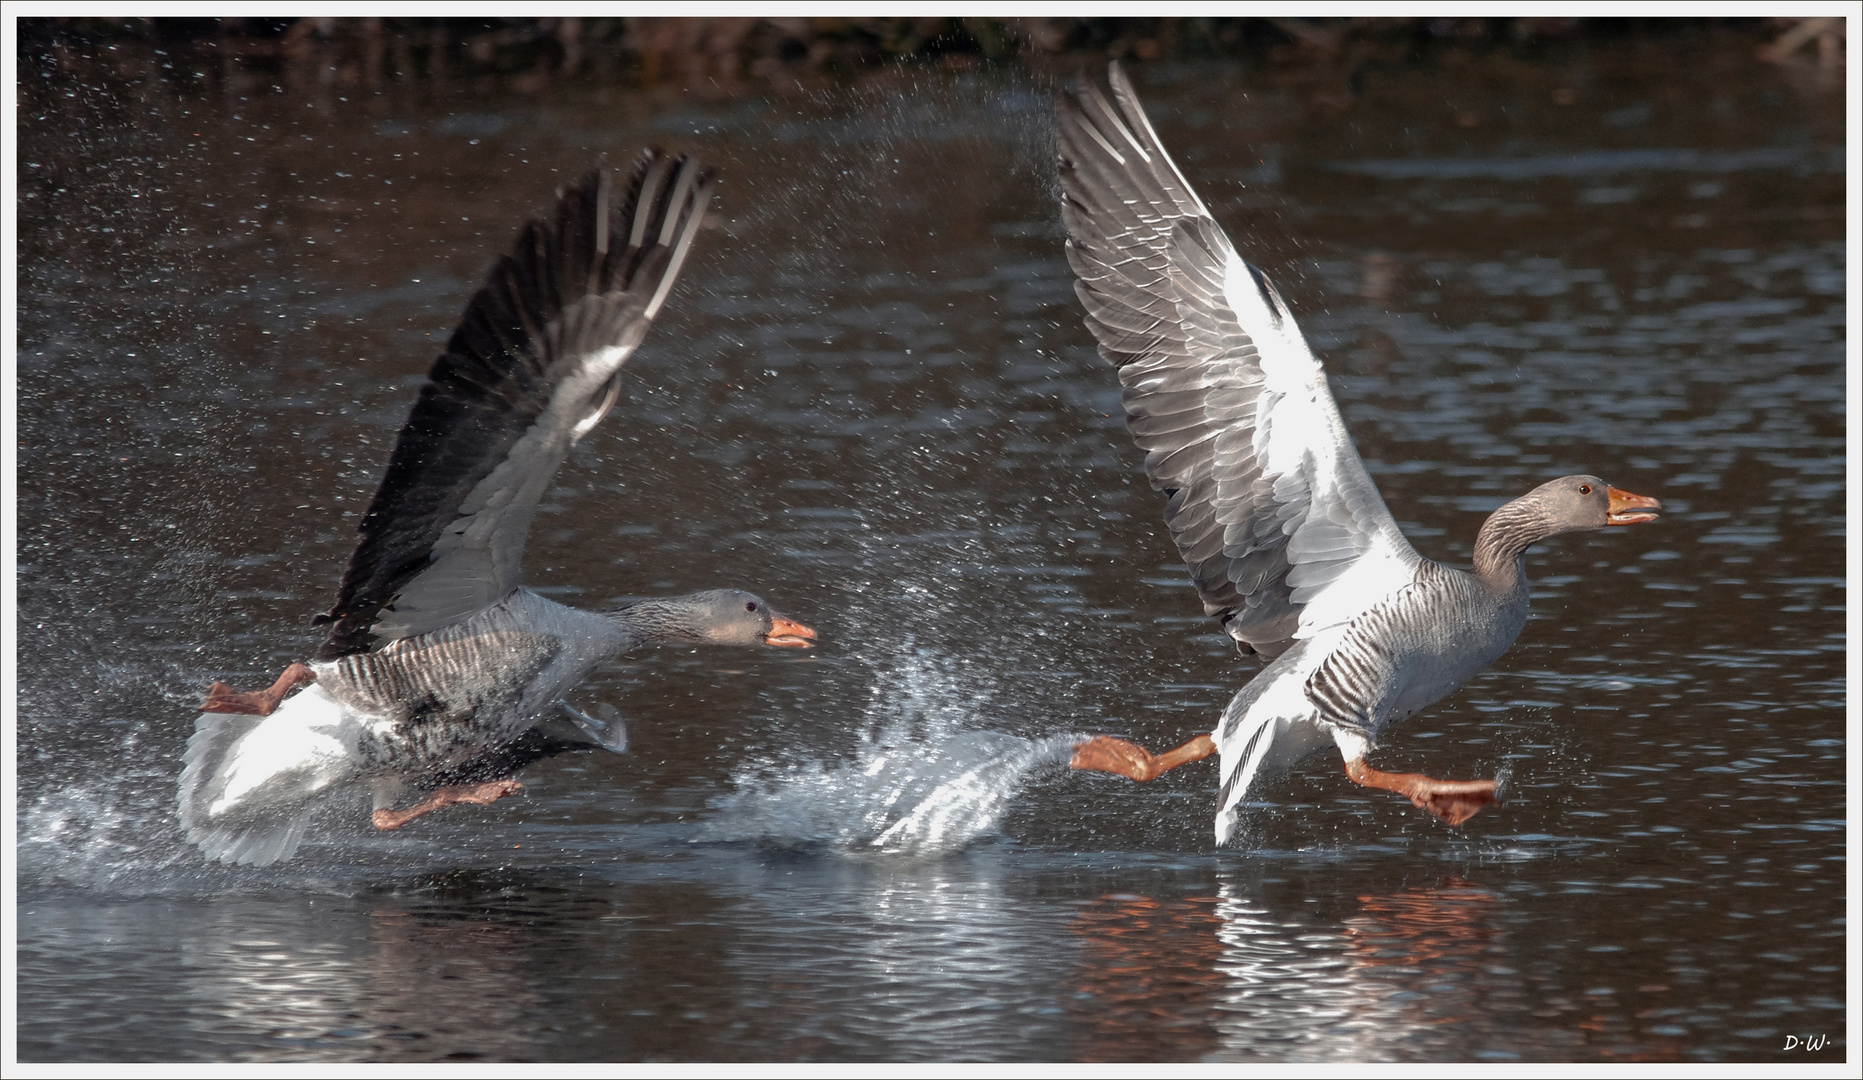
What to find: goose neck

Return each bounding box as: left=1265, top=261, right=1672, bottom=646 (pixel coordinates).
left=610, top=597, right=706, bottom=646
left=1473, top=498, right=1547, bottom=590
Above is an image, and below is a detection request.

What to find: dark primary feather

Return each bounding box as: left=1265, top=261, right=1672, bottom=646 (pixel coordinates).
left=1058, top=69, right=1303, bottom=657
left=316, top=151, right=715, bottom=660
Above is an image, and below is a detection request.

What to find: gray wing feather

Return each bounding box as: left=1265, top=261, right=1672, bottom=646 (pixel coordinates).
left=315, top=151, right=715, bottom=660
left=1060, top=63, right=1418, bottom=659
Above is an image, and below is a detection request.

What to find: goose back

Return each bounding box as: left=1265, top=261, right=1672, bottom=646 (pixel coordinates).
left=318, top=588, right=632, bottom=773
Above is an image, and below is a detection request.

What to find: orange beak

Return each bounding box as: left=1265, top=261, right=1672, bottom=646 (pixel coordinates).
left=763, top=615, right=817, bottom=648
left=1606, top=486, right=1661, bottom=526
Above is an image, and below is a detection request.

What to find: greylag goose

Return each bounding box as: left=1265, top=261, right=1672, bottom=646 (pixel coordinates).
left=1057, top=65, right=1660, bottom=844
left=180, top=151, right=815, bottom=866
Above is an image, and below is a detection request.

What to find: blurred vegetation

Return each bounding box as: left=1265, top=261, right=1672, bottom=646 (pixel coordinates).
left=17, top=16, right=1846, bottom=97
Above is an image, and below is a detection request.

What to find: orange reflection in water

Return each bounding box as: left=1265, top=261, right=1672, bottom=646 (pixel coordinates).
left=1068, top=879, right=1513, bottom=1061
left=1202, top=877, right=1513, bottom=1060
left=1067, top=893, right=1228, bottom=1061
left=1339, top=880, right=1687, bottom=1060
left=1067, top=884, right=1509, bottom=1061
left=1068, top=878, right=1697, bottom=1061
left=1343, top=877, right=1498, bottom=1016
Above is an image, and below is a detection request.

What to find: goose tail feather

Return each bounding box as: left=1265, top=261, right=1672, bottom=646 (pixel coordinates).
left=178, top=691, right=351, bottom=867
left=1211, top=682, right=1334, bottom=846
left=178, top=712, right=313, bottom=866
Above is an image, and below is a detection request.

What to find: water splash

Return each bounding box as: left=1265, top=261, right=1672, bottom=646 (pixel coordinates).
left=709, top=645, right=1079, bottom=855
left=17, top=771, right=199, bottom=890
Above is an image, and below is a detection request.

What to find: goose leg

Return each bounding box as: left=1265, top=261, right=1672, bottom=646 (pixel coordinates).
left=1343, top=758, right=1497, bottom=826
left=1070, top=733, right=1216, bottom=782
left=371, top=780, right=525, bottom=831
left=200, top=663, right=316, bottom=715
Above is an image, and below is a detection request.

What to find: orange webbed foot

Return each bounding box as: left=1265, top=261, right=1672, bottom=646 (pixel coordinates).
left=1404, top=780, right=1499, bottom=827
left=1343, top=758, right=1499, bottom=826
left=371, top=780, right=525, bottom=831
left=1071, top=733, right=1216, bottom=783
left=1070, top=735, right=1160, bottom=781
left=199, top=662, right=316, bottom=715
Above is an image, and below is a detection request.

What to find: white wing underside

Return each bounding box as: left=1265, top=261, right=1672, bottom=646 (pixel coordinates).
left=1214, top=252, right=1419, bottom=642
left=375, top=338, right=633, bottom=640
left=1062, top=65, right=1422, bottom=649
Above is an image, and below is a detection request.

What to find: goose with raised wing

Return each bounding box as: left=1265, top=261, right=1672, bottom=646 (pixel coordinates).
left=180, top=151, right=815, bottom=866
left=1058, top=65, right=1659, bottom=844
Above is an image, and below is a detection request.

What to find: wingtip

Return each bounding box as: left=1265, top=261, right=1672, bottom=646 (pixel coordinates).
left=317, top=145, right=722, bottom=653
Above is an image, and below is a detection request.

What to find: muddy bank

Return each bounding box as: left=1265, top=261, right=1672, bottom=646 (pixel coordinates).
left=20, top=16, right=1846, bottom=104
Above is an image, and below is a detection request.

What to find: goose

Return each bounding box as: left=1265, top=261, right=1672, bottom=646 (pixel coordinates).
left=179, top=150, right=815, bottom=866
left=1057, top=65, right=1660, bottom=844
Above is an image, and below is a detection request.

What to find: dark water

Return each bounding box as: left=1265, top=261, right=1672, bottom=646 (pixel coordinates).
left=15, top=38, right=1848, bottom=1062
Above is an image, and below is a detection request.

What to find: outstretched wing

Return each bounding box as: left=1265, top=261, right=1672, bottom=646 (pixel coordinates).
left=315, top=151, right=716, bottom=660
left=1058, top=64, right=1420, bottom=660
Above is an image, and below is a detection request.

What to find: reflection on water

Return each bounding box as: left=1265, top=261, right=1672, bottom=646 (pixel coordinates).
left=1063, top=879, right=1514, bottom=1062
left=806, top=870, right=1052, bottom=1059
left=171, top=909, right=548, bottom=1060
left=357, top=912, right=542, bottom=1060
left=1069, top=894, right=1226, bottom=1061
left=1058, top=869, right=1802, bottom=1063
left=24, top=859, right=1805, bottom=1062
left=1341, top=880, right=1500, bottom=1017
left=1207, top=878, right=1512, bottom=1061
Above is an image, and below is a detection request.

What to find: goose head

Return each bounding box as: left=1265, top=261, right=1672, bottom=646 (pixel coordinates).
left=1475, top=475, right=1661, bottom=582
left=656, top=588, right=817, bottom=648
left=1523, top=474, right=1662, bottom=535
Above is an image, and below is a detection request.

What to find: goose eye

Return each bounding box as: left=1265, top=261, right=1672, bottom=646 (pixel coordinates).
left=746, top=602, right=758, bottom=612
left=1578, top=484, right=1592, bottom=495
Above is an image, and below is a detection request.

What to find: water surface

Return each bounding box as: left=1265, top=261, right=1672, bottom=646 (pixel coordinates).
left=15, top=38, right=1847, bottom=1062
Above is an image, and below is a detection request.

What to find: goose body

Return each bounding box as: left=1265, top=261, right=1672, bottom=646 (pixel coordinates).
left=1057, top=65, right=1660, bottom=843
left=180, top=152, right=814, bottom=866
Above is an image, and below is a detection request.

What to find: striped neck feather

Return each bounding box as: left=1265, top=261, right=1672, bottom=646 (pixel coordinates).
left=1473, top=497, right=1549, bottom=589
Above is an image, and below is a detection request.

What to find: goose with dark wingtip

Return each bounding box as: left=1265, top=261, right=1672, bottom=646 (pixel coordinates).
left=180, top=151, right=815, bottom=866
left=1057, top=65, right=1660, bottom=844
